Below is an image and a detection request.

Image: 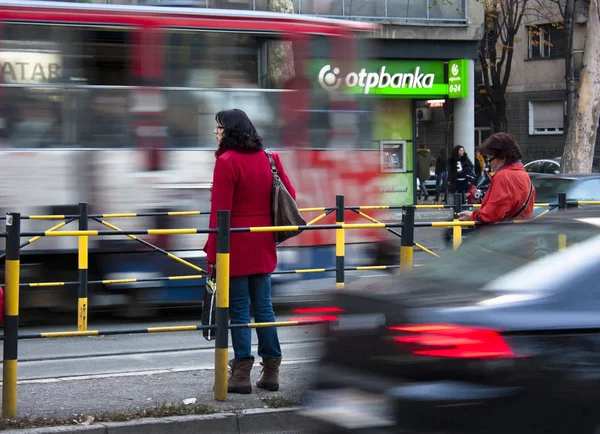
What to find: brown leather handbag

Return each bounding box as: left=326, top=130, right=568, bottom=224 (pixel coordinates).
left=264, top=150, right=306, bottom=244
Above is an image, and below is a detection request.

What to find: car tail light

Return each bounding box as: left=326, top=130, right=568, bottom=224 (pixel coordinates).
left=388, top=324, right=515, bottom=359
left=291, top=306, right=343, bottom=323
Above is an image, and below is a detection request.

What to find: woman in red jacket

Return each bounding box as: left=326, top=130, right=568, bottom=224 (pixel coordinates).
left=204, top=109, right=296, bottom=395
left=458, top=132, right=535, bottom=223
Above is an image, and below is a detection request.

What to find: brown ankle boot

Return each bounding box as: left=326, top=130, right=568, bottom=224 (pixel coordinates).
left=227, top=359, right=253, bottom=394
left=256, top=357, right=282, bottom=392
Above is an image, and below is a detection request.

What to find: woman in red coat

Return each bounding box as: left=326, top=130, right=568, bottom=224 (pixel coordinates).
left=204, top=109, right=296, bottom=395
left=458, top=132, right=535, bottom=223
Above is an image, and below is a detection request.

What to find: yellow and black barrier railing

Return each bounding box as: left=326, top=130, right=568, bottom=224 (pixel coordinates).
left=2, top=195, right=598, bottom=223
left=1, top=191, right=593, bottom=415
left=21, top=274, right=205, bottom=288
left=0, top=217, right=78, bottom=260
left=5, top=190, right=586, bottom=325
left=78, top=203, right=88, bottom=331
left=18, top=264, right=401, bottom=289
left=0, top=204, right=476, bottom=414
left=90, top=217, right=207, bottom=275
left=0, top=207, right=336, bottom=221
left=3, top=213, right=20, bottom=418
left=2, top=319, right=332, bottom=341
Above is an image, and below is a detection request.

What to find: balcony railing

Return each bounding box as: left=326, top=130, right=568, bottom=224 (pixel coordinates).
left=79, top=0, right=469, bottom=25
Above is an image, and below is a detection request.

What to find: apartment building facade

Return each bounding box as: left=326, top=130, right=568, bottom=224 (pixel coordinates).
left=496, top=2, right=586, bottom=162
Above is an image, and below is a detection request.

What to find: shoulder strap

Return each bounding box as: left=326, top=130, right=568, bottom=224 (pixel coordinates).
left=264, top=149, right=279, bottom=175
left=508, top=180, right=533, bottom=221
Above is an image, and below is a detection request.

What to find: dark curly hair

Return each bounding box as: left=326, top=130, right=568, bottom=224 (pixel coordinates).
left=479, top=132, right=523, bottom=165
left=450, top=145, right=466, bottom=162
left=215, top=109, right=263, bottom=155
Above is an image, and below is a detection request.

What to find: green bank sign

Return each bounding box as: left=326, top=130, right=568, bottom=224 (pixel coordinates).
left=315, top=59, right=468, bottom=98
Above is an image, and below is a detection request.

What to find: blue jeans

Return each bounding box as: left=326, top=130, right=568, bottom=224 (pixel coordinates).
left=229, top=273, right=281, bottom=361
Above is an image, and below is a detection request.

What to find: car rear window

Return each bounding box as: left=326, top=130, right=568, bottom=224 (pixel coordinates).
left=404, top=222, right=600, bottom=303
left=532, top=177, right=574, bottom=203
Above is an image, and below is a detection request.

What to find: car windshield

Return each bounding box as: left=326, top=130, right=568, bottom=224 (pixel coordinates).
left=410, top=221, right=600, bottom=292
left=531, top=177, right=574, bottom=203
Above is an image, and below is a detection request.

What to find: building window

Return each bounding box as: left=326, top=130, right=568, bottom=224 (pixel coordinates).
left=529, top=101, right=564, bottom=135
left=528, top=24, right=566, bottom=59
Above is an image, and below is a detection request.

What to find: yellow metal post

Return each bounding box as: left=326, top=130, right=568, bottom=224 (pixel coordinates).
left=453, top=193, right=463, bottom=251
left=78, top=203, right=88, bottom=331
left=214, top=210, right=230, bottom=401
left=400, top=206, right=415, bottom=274
left=558, top=234, right=567, bottom=251
left=452, top=221, right=462, bottom=251
left=335, top=195, right=345, bottom=289
left=3, top=213, right=20, bottom=418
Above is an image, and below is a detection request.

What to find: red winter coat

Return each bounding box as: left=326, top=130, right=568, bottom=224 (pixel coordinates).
left=471, top=162, right=535, bottom=223
left=203, top=149, right=296, bottom=277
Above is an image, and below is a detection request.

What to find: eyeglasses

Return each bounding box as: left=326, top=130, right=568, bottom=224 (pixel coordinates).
left=486, top=156, right=496, bottom=164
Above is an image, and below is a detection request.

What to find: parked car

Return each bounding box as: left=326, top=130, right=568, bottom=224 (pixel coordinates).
left=299, top=209, right=600, bottom=434
left=530, top=173, right=600, bottom=216
left=525, top=156, right=600, bottom=174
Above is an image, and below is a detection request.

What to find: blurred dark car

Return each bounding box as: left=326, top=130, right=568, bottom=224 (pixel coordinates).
left=525, top=156, right=600, bottom=174
left=442, top=173, right=600, bottom=247
left=530, top=173, right=600, bottom=217
left=300, top=210, right=600, bottom=434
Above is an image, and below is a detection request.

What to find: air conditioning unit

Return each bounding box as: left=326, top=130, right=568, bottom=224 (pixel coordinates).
left=416, top=108, right=432, bottom=122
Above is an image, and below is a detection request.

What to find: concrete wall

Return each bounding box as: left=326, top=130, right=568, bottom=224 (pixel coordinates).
left=506, top=19, right=586, bottom=94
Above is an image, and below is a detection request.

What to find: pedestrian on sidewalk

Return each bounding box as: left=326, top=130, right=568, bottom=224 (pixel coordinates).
left=417, top=144, right=432, bottom=202
left=204, top=108, right=297, bottom=394
left=448, top=145, right=475, bottom=204
left=457, top=132, right=535, bottom=224
left=434, top=147, right=447, bottom=203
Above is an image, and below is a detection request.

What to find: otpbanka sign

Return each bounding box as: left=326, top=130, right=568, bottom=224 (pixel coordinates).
left=319, top=65, right=436, bottom=95
left=315, top=59, right=468, bottom=99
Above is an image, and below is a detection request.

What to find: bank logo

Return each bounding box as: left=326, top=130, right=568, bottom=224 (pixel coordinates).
left=318, top=65, right=342, bottom=91
left=451, top=63, right=459, bottom=76
left=318, top=65, right=435, bottom=95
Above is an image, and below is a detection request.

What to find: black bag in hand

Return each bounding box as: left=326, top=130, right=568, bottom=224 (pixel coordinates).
left=264, top=150, right=306, bottom=244
left=201, top=270, right=217, bottom=341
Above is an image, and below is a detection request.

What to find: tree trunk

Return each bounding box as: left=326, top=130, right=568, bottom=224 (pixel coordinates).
left=267, top=0, right=295, bottom=88
left=489, top=88, right=508, bottom=132
left=564, top=0, right=577, bottom=133
left=562, top=0, right=600, bottom=174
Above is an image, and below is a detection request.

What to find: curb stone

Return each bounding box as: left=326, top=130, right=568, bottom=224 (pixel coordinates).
left=2, top=407, right=310, bottom=434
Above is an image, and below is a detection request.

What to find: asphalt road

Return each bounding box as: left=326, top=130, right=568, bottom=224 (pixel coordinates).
left=13, top=315, right=325, bottom=383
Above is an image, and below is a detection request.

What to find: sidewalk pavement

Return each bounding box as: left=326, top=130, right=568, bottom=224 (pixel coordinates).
left=2, top=361, right=319, bottom=433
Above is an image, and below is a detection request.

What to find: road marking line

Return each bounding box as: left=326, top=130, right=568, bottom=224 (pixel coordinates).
left=7, top=359, right=321, bottom=385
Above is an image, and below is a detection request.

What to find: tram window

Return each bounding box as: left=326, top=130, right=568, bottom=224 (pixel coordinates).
left=77, top=29, right=132, bottom=86
left=305, top=35, right=374, bottom=149
left=1, top=24, right=131, bottom=86
left=164, top=31, right=282, bottom=148
left=1, top=24, right=132, bottom=148
left=165, top=31, right=260, bottom=88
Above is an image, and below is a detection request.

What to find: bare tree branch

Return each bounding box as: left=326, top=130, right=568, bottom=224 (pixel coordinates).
left=478, top=0, right=531, bottom=132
